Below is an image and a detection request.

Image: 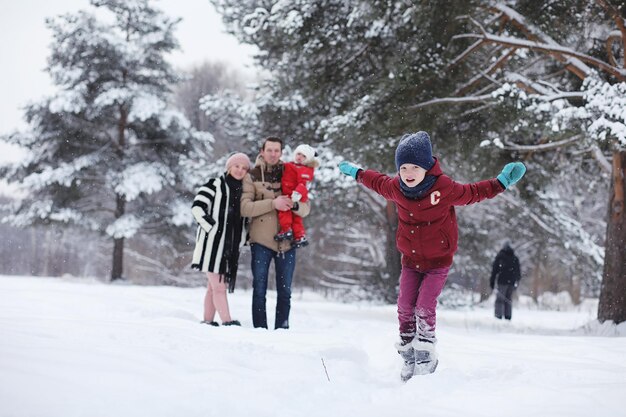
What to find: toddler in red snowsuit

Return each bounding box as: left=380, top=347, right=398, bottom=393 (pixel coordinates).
left=274, top=144, right=319, bottom=248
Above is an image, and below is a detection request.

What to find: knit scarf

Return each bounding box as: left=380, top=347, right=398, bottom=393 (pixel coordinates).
left=222, top=174, right=244, bottom=293
left=399, top=175, right=438, bottom=199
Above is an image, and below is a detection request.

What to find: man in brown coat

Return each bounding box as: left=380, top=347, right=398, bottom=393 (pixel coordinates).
left=241, top=137, right=311, bottom=329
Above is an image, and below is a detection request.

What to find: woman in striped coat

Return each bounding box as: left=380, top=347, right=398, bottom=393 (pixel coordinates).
left=192, top=153, right=250, bottom=327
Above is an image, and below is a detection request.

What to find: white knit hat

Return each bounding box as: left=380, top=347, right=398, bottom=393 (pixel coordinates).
left=294, top=144, right=316, bottom=164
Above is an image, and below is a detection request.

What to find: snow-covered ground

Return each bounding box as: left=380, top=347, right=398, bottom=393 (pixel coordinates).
left=1, top=275, right=625, bottom=417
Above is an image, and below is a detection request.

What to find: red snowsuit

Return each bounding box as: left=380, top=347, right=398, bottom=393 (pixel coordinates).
left=279, top=162, right=315, bottom=238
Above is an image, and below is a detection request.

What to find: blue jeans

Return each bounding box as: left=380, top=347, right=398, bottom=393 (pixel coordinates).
left=251, top=243, right=296, bottom=329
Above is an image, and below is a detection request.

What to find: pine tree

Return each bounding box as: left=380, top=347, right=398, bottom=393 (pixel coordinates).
left=1, top=0, right=210, bottom=281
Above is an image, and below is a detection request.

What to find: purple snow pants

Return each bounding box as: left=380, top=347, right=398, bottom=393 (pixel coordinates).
left=397, top=265, right=450, bottom=345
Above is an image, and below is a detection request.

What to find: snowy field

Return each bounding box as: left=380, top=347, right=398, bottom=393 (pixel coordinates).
left=1, top=275, right=625, bottom=417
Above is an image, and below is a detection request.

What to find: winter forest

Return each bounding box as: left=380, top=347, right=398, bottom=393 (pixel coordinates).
left=2, top=0, right=625, bottom=320
left=1, top=0, right=626, bottom=415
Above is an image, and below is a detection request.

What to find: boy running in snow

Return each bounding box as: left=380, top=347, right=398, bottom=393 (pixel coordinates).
left=274, top=144, right=319, bottom=248
left=339, top=131, right=526, bottom=381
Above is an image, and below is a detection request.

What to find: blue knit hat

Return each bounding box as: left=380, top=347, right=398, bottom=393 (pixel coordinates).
left=395, top=131, right=435, bottom=171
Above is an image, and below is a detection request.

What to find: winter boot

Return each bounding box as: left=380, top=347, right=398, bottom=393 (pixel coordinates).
left=395, top=341, right=415, bottom=382
left=293, top=236, right=309, bottom=248
left=412, top=340, right=438, bottom=375
left=274, top=229, right=294, bottom=242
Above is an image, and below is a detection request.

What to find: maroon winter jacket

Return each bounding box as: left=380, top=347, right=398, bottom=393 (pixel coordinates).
left=358, top=159, right=505, bottom=271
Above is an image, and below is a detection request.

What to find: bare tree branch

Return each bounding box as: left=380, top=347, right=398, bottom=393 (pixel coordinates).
left=447, top=39, right=484, bottom=70
left=339, top=43, right=370, bottom=71
left=596, top=0, right=626, bottom=68
left=357, top=187, right=388, bottom=225
left=606, top=31, right=624, bottom=68
left=499, top=192, right=559, bottom=236
left=454, top=47, right=516, bottom=96
left=490, top=4, right=593, bottom=79
left=590, top=144, right=613, bottom=173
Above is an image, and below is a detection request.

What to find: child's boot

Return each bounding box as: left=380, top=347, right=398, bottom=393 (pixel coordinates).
left=293, top=236, right=309, bottom=248
left=412, top=340, right=438, bottom=375
left=274, top=229, right=293, bottom=241
left=395, top=341, right=415, bottom=382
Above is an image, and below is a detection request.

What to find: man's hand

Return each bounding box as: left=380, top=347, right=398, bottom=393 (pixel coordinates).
left=273, top=195, right=294, bottom=211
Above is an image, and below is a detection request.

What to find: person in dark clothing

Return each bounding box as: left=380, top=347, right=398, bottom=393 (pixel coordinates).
left=490, top=243, right=521, bottom=320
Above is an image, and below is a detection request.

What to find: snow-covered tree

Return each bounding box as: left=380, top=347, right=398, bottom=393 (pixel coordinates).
left=211, top=0, right=476, bottom=161
left=174, top=61, right=248, bottom=134
left=0, top=0, right=210, bottom=281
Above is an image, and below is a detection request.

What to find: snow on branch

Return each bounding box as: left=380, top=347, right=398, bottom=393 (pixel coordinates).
left=410, top=76, right=582, bottom=111
left=500, top=135, right=583, bottom=152
left=106, top=214, right=142, bottom=239
left=409, top=94, right=494, bottom=110
left=452, top=4, right=623, bottom=81
left=583, top=78, right=626, bottom=147
left=504, top=73, right=557, bottom=96
left=489, top=4, right=594, bottom=79
left=23, top=154, right=100, bottom=189
left=454, top=32, right=625, bottom=80
left=112, top=162, right=174, bottom=201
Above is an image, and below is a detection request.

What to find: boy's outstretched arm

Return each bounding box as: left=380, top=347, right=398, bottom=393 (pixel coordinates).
left=449, top=162, right=527, bottom=206
left=338, top=161, right=398, bottom=200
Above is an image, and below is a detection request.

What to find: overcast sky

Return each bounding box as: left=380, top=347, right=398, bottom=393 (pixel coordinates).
left=0, top=0, right=257, bottom=134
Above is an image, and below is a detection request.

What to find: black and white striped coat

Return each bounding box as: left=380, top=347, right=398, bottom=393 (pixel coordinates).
left=191, top=174, right=246, bottom=273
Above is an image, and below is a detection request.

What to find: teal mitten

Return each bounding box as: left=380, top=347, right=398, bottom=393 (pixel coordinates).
left=497, top=162, right=526, bottom=189
left=338, top=161, right=362, bottom=179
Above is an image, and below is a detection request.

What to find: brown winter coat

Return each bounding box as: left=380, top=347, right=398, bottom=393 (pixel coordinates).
left=241, top=155, right=310, bottom=252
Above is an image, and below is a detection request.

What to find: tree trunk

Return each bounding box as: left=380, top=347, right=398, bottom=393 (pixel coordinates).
left=111, top=193, right=126, bottom=281
left=111, top=237, right=124, bottom=280
left=383, top=201, right=401, bottom=303
left=598, top=149, right=626, bottom=323
left=111, top=102, right=128, bottom=282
